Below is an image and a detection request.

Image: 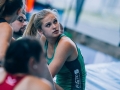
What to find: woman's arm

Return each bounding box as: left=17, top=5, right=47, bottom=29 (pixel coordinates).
left=49, top=39, right=73, bottom=78
left=0, top=23, right=12, bottom=61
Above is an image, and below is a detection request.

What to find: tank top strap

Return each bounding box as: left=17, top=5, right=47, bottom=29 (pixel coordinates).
left=44, top=39, right=48, bottom=50
left=0, top=18, right=7, bottom=23
left=55, top=34, right=66, bottom=48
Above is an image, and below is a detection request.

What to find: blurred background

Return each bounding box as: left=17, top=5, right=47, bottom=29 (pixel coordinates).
left=26, top=0, right=120, bottom=89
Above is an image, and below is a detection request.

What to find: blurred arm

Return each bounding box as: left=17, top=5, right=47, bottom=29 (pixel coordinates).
left=0, top=23, right=12, bottom=61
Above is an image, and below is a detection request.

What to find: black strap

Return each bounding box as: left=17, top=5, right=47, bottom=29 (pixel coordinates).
left=0, top=18, right=7, bottom=23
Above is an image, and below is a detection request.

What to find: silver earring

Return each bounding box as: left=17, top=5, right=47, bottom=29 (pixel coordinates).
left=33, top=65, right=38, bottom=69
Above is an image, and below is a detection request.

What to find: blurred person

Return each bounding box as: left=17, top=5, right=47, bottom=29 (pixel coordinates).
left=23, top=9, right=86, bottom=90
left=11, top=10, right=27, bottom=39
left=0, top=0, right=24, bottom=63
left=0, top=38, right=53, bottom=90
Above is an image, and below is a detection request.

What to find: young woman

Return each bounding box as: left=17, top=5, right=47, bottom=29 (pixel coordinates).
left=0, top=38, right=53, bottom=90
left=23, top=9, right=86, bottom=90
left=0, top=0, right=24, bottom=62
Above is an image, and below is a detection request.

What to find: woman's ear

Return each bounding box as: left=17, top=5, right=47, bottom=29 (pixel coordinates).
left=38, top=29, right=43, bottom=35
left=29, top=57, right=37, bottom=70
left=38, top=29, right=43, bottom=33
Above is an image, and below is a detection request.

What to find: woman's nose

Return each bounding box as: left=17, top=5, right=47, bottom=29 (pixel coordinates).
left=52, top=23, right=56, bottom=28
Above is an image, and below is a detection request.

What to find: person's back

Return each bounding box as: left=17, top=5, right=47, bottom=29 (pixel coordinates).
left=0, top=19, right=12, bottom=62
left=0, top=38, right=53, bottom=90
left=0, top=0, right=24, bottom=62
left=0, top=68, right=52, bottom=90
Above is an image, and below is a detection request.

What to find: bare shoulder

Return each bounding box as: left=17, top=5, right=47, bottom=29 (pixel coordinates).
left=16, top=76, right=52, bottom=90
left=56, top=36, right=77, bottom=58
left=53, top=36, right=75, bottom=59
left=0, top=22, right=12, bottom=32
left=27, top=76, right=52, bottom=90
left=58, top=36, right=75, bottom=49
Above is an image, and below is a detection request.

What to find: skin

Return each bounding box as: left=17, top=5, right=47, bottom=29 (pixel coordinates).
left=11, top=13, right=27, bottom=33
left=0, top=22, right=12, bottom=61
left=11, top=12, right=56, bottom=89
left=0, top=9, right=22, bottom=61
left=28, top=52, right=56, bottom=90
left=11, top=13, right=27, bottom=40
left=0, top=52, right=52, bottom=90
left=40, top=14, right=60, bottom=39
left=0, top=69, right=52, bottom=90
left=39, top=13, right=78, bottom=88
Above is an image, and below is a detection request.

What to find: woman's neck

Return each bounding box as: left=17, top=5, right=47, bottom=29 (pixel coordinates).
left=4, top=16, right=12, bottom=23
left=47, top=37, right=58, bottom=45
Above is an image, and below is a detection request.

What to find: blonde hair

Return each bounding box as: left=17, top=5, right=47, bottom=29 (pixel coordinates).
left=23, top=13, right=37, bottom=37
left=23, top=9, right=58, bottom=37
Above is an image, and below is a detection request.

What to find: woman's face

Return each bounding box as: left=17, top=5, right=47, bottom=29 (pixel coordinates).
left=41, top=13, right=60, bottom=38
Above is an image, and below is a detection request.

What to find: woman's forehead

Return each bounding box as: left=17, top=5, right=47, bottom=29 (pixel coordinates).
left=42, top=13, right=57, bottom=24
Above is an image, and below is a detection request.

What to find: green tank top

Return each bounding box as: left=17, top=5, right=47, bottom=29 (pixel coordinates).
left=44, top=34, right=86, bottom=90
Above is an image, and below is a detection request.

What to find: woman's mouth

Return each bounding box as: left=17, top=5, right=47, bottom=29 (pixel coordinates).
left=53, top=30, right=59, bottom=34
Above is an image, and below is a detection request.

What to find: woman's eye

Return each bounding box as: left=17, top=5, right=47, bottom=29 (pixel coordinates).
left=54, top=19, right=57, bottom=24
left=19, top=20, right=23, bottom=22
left=46, top=23, right=51, bottom=27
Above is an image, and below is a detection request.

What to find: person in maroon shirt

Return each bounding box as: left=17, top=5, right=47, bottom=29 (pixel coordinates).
left=0, top=38, right=54, bottom=90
